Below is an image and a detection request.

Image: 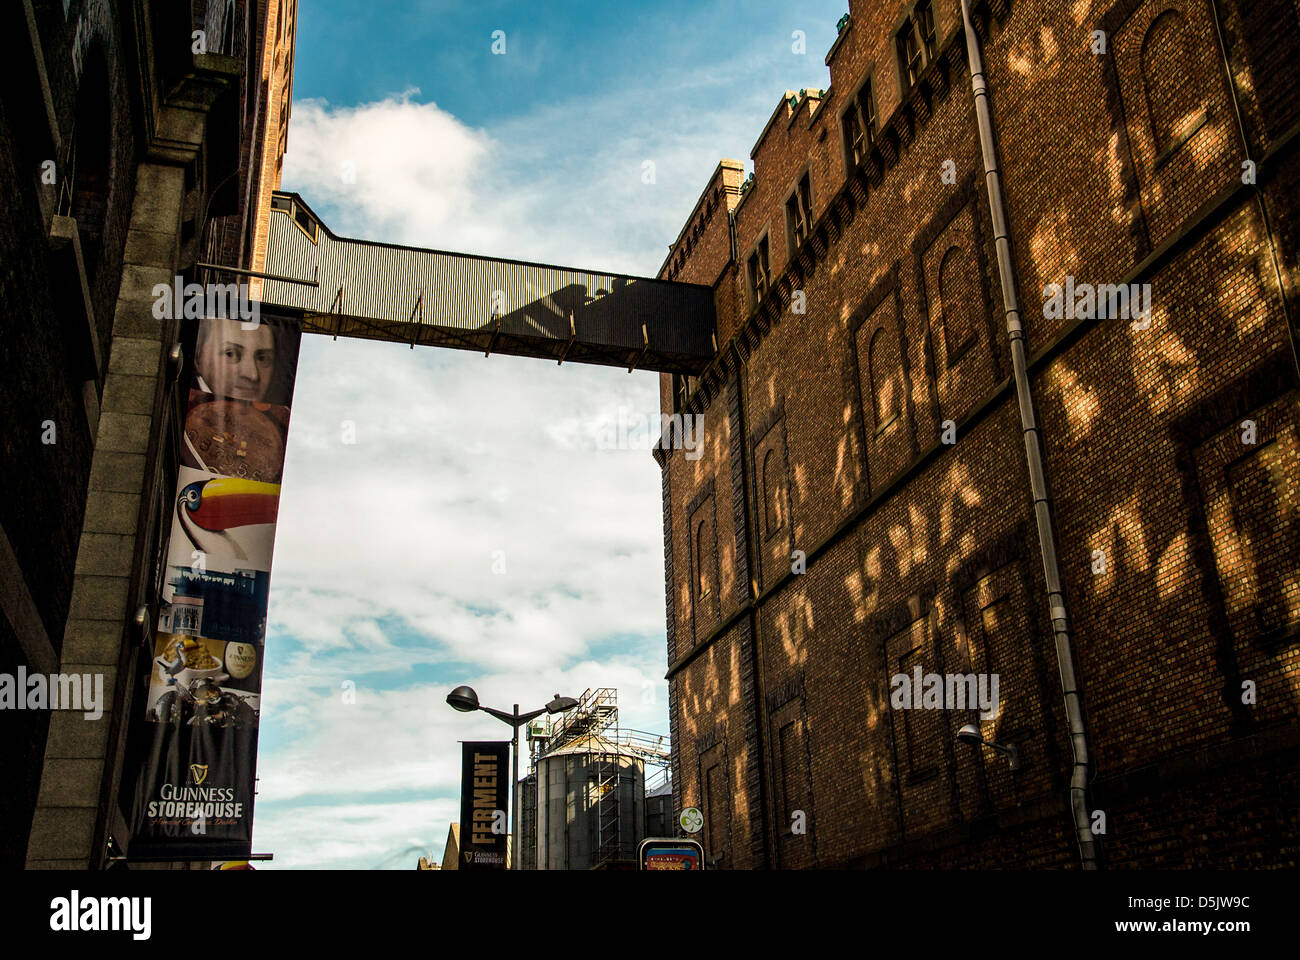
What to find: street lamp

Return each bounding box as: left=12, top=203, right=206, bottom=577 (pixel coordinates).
left=445, top=686, right=578, bottom=868
left=955, top=723, right=1020, bottom=771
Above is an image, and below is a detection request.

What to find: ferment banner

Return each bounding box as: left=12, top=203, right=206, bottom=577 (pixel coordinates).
left=119, top=312, right=300, bottom=860
left=459, top=742, right=510, bottom=870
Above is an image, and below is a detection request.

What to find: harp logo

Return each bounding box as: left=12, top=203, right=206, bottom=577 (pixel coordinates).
left=190, top=764, right=209, bottom=785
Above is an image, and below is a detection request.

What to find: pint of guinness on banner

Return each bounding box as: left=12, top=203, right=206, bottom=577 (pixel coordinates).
left=116, top=311, right=301, bottom=861
left=459, top=742, right=510, bottom=869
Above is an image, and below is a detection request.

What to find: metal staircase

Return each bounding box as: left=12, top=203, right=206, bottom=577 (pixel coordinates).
left=593, top=748, right=622, bottom=869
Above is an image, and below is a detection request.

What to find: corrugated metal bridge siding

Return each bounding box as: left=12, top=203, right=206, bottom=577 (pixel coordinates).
left=259, top=194, right=717, bottom=374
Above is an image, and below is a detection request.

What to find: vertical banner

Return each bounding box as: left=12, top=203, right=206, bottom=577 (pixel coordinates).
left=119, top=311, right=301, bottom=860
left=459, top=742, right=510, bottom=870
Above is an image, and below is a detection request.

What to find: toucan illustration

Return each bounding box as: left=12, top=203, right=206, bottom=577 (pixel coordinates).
left=177, top=477, right=280, bottom=561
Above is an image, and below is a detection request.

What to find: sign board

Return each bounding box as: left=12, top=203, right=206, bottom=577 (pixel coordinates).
left=640, top=838, right=704, bottom=870
left=119, top=312, right=301, bottom=860
left=679, top=806, right=703, bottom=834
left=459, top=741, right=510, bottom=870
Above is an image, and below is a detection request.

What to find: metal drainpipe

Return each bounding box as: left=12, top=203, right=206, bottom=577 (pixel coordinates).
left=728, top=366, right=773, bottom=868
left=958, top=0, right=1099, bottom=869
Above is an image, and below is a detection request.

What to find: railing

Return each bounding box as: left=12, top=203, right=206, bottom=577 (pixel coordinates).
left=260, top=193, right=718, bottom=374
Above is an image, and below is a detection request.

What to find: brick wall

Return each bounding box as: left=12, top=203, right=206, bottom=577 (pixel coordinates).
left=658, top=0, right=1300, bottom=868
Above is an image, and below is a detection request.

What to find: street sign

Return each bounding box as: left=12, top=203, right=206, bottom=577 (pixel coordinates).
left=459, top=741, right=509, bottom=870
left=679, top=806, right=703, bottom=834
left=639, top=838, right=704, bottom=870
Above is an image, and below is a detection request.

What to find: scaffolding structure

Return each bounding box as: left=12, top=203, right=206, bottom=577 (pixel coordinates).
left=527, top=687, right=671, bottom=869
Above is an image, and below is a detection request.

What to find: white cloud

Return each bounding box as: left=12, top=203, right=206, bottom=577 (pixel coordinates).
left=252, top=797, right=457, bottom=870
left=280, top=72, right=784, bottom=273
left=254, top=11, right=842, bottom=867
left=284, top=90, right=494, bottom=251
left=267, top=341, right=666, bottom=670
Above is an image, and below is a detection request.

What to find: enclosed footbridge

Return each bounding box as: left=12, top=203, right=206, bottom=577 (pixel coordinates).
left=238, top=192, right=717, bottom=374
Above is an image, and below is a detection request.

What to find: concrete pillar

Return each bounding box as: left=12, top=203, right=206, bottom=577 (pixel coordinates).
left=25, top=161, right=185, bottom=869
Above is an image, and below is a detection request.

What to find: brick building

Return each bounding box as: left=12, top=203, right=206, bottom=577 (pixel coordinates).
left=0, top=0, right=296, bottom=869
left=655, top=0, right=1299, bottom=868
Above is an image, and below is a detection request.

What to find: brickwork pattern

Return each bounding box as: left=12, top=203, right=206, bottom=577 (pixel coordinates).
left=658, top=0, right=1300, bottom=868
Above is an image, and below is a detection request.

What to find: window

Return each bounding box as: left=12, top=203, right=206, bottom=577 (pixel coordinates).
left=897, top=1, right=936, bottom=93
left=671, top=374, right=697, bottom=413
left=271, top=192, right=317, bottom=240
left=292, top=203, right=318, bottom=243
left=704, top=762, right=728, bottom=865
left=862, top=80, right=878, bottom=147
left=695, top=519, right=712, bottom=598
left=887, top=621, right=941, bottom=782
left=844, top=107, right=864, bottom=168
left=221, top=0, right=236, bottom=55
left=777, top=719, right=809, bottom=836
left=785, top=172, right=814, bottom=251
left=842, top=77, right=878, bottom=169
left=747, top=235, right=771, bottom=307
left=762, top=448, right=784, bottom=535
left=937, top=245, right=979, bottom=362
left=867, top=327, right=902, bottom=431
left=1141, top=10, right=1202, bottom=155
left=917, top=0, right=936, bottom=58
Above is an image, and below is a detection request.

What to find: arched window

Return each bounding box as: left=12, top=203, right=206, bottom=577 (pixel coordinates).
left=762, top=448, right=784, bottom=535
left=937, top=245, right=978, bottom=361
left=1141, top=10, right=1200, bottom=152
left=868, top=326, right=901, bottom=430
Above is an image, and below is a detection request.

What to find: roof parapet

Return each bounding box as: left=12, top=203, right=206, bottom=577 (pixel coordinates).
left=751, top=90, right=800, bottom=160
left=826, top=11, right=852, bottom=65
left=658, top=160, right=745, bottom=281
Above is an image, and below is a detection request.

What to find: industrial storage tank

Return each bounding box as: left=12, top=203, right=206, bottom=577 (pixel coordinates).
left=644, top=783, right=673, bottom=838
left=535, top=734, right=645, bottom=869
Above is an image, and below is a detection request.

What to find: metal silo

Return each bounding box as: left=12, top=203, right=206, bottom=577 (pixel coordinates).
left=516, top=772, right=538, bottom=871
left=535, top=734, right=645, bottom=870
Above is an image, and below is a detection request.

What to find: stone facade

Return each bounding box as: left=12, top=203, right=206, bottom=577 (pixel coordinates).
left=0, top=0, right=295, bottom=869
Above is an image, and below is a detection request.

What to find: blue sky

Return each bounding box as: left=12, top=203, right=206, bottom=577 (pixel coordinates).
left=251, top=0, right=847, bottom=869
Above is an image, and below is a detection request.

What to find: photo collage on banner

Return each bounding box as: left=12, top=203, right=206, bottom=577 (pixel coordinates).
left=123, top=311, right=302, bottom=859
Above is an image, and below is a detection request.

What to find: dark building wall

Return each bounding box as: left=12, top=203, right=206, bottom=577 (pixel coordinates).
left=0, top=0, right=143, bottom=668
left=0, top=617, right=54, bottom=870
left=2, top=0, right=288, bottom=870
left=659, top=0, right=1299, bottom=869
left=0, top=0, right=142, bottom=868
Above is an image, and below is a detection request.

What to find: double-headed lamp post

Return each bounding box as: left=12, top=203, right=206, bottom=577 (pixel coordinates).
left=446, top=686, right=578, bottom=868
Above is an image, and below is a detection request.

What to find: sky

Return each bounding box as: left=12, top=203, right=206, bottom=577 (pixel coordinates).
left=250, top=0, right=847, bottom=869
